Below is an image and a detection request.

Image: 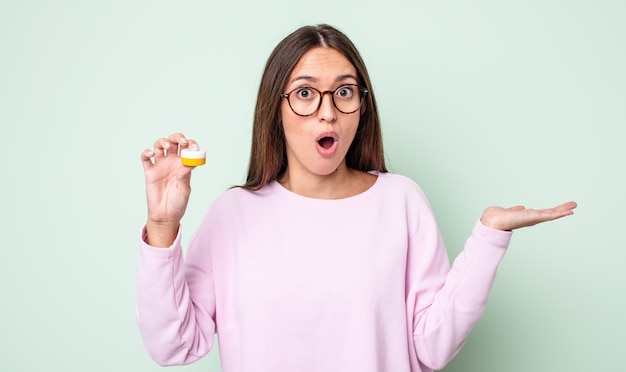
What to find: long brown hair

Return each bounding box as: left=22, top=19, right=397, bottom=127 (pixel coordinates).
left=241, top=24, right=387, bottom=190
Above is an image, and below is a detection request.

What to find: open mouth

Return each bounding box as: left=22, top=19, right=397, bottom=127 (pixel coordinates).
left=318, top=136, right=335, bottom=149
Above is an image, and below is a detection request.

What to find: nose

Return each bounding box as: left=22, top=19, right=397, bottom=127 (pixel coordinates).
left=317, top=91, right=337, bottom=123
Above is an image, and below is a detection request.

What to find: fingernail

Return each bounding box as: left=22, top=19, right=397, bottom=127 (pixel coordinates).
left=190, top=143, right=199, bottom=150
left=180, top=137, right=187, bottom=144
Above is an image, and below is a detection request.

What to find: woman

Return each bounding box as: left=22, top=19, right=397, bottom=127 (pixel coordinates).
left=137, top=24, right=576, bottom=371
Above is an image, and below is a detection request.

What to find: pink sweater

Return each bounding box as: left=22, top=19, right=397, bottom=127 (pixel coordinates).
left=137, top=172, right=511, bottom=371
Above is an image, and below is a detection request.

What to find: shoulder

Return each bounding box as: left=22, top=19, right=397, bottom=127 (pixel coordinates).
left=207, top=182, right=282, bottom=214
left=377, top=172, right=417, bottom=187
left=375, top=172, right=435, bottom=217
left=375, top=173, right=440, bottom=233
left=211, top=185, right=266, bottom=207
left=376, top=172, right=428, bottom=199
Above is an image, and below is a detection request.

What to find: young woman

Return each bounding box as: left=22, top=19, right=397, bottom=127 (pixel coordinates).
left=137, top=24, right=576, bottom=372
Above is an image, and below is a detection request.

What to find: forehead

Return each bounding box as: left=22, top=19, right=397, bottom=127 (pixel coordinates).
left=288, top=47, right=357, bottom=84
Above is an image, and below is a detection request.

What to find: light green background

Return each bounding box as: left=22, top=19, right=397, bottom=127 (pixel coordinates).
left=1, top=0, right=624, bottom=371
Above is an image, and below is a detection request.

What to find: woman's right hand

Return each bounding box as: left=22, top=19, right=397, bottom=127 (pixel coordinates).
left=140, top=133, right=200, bottom=247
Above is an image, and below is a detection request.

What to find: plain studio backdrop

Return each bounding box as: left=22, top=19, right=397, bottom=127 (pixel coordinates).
left=1, top=1, right=624, bottom=371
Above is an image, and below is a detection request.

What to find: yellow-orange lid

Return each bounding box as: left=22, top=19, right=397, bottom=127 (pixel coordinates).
left=181, top=149, right=206, bottom=166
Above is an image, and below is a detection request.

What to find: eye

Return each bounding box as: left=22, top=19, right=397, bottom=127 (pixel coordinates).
left=295, top=87, right=315, bottom=100
left=335, top=85, right=354, bottom=99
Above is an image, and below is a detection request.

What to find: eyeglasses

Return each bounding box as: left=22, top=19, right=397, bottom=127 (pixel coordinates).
left=280, top=84, right=368, bottom=117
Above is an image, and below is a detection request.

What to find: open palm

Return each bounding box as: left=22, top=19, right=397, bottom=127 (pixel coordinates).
left=480, top=201, right=578, bottom=231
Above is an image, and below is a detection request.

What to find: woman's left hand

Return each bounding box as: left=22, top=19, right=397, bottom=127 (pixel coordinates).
left=480, top=201, right=577, bottom=231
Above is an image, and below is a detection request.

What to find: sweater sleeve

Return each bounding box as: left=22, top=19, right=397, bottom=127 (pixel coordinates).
left=136, top=222, right=216, bottom=366
left=406, top=195, right=512, bottom=370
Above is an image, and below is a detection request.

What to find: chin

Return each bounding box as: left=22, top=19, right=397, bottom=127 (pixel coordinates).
left=312, top=163, right=344, bottom=177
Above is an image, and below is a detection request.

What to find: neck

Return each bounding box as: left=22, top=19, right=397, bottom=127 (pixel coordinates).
left=278, top=164, right=376, bottom=200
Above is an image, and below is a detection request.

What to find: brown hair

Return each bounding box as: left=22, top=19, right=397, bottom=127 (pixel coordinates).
left=241, top=24, right=387, bottom=190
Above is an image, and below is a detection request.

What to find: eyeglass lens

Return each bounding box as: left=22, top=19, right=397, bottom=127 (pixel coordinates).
left=284, top=85, right=366, bottom=116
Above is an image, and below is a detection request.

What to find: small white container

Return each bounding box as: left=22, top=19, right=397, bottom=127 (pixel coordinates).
left=180, top=148, right=206, bottom=166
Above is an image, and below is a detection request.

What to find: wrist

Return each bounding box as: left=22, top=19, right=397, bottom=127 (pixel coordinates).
left=145, top=219, right=179, bottom=248
left=480, top=207, right=509, bottom=231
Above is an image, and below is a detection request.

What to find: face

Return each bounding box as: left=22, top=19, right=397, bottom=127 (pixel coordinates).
left=280, top=47, right=361, bottom=180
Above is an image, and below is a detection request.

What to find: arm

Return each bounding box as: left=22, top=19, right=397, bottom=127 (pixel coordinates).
left=409, top=220, right=510, bottom=370
left=136, top=133, right=216, bottom=365
left=408, top=200, right=576, bottom=370
left=136, top=226, right=216, bottom=365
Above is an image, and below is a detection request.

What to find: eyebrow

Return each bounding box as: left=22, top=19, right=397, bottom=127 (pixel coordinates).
left=288, top=74, right=358, bottom=85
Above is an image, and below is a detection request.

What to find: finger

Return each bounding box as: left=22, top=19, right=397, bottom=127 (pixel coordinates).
left=553, top=201, right=577, bottom=213
left=153, top=137, right=174, bottom=159
left=184, top=139, right=200, bottom=151
left=507, top=205, right=526, bottom=211
left=167, top=133, right=189, bottom=155
left=536, top=202, right=577, bottom=218
left=535, top=202, right=577, bottom=222
left=140, top=149, right=155, bottom=171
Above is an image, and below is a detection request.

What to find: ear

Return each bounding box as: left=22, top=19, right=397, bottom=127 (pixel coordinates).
left=360, top=101, right=367, bottom=116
